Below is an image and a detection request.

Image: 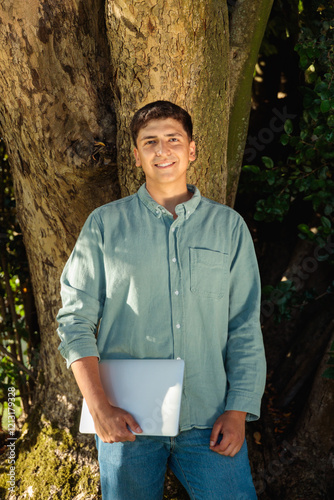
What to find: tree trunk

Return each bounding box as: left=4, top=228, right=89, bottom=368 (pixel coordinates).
left=105, top=0, right=273, bottom=204
left=105, top=0, right=230, bottom=200
left=0, top=1, right=272, bottom=498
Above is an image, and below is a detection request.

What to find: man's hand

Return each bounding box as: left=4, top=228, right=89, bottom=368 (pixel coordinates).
left=91, top=399, right=142, bottom=443
left=209, top=410, right=246, bottom=457
left=71, top=356, right=142, bottom=444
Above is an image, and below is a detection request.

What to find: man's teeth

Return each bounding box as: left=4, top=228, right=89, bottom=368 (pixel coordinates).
left=156, top=162, right=174, bottom=167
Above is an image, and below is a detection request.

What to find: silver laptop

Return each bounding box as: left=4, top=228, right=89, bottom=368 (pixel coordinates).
left=79, top=358, right=185, bottom=436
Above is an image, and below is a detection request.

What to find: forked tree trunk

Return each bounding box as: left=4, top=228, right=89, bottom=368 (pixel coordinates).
left=0, top=1, right=273, bottom=497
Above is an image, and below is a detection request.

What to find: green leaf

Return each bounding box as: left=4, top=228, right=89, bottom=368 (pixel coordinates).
left=320, top=216, right=331, bottom=229
left=278, top=280, right=294, bottom=292
left=284, top=119, right=293, bottom=135
left=297, top=224, right=315, bottom=240
left=314, top=125, right=325, bottom=135
left=267, top=171, right=276, bottom=185
left=300, top=54, right=309, bottom=69
left=327, top=115, right=334, bottom=127
left=298, top=223, right=311, bottom=233
left=280, top=134, right=289, bottom=146
left=308, top=107, right=319, bottom=120
left=262, top=156, right=274, bottom=169
left=320, top=100, right=331, bottom=113
left=324, top=204, right=333, bottom=216
left=243, top=165, right=260, bottom=174
left=315, top=81, right=328, bottom=94
left=300, top=129, right=308, bottom=140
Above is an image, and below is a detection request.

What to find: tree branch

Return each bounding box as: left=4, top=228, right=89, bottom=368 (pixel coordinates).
left=226, top=0, right=274, bottom=206
left=0, top=343, right=36, bottom=380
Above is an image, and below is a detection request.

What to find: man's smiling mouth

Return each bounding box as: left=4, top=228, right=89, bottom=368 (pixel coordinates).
left=155, top=161, right=175, bottom=168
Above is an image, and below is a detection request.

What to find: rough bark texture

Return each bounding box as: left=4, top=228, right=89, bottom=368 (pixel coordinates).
left=0, top=1, right=273, bottom=498
left=105, top=0, right=230, bottom=201
left=105, top=0, right=273, bottom=204
left=0, top=1, right=120, bottom=397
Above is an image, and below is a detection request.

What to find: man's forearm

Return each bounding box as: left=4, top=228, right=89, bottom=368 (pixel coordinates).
left=71, top=356, right=110, bottom=415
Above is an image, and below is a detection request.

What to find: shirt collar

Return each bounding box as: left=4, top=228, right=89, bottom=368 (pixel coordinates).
left=137, top=183, right=201, bottom=220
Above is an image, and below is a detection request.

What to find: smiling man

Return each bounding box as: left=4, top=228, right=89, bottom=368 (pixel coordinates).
left=133, top=117, right=196, bottom=214
left=57, top=100, right=266, bottom=499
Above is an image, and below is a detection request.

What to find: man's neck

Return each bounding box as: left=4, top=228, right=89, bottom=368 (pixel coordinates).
left=145, top=182, right=193, bottom=218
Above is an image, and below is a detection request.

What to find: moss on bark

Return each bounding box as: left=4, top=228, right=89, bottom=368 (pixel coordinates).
left=0, top=409, right=100, bottom=500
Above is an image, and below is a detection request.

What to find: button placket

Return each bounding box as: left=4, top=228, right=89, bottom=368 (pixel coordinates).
left=168, top=222, right=183, bottom=359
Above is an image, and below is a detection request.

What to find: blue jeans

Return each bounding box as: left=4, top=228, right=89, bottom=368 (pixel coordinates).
left=95, top=428, right=257, bottom=499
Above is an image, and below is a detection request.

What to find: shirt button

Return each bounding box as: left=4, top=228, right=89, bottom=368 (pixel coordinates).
left=175, top=290, right=179, bottom=295
left=172, top=227, right=176, bottom=232
left=172, top=258, right=177, bottom=263
left=176, top=323, right=181, bottom=329
left=155, top=209, right=159, bottom=214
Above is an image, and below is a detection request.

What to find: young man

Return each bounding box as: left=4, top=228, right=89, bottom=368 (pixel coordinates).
left=57, top=101, right=266, bottom=499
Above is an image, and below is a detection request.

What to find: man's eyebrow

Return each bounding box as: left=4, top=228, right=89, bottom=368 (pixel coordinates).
left=140, top=132, right=183, bottom=141
left=140, top=135, right=157, bottom=141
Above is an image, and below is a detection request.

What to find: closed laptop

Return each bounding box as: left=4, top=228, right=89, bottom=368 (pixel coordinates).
left=79, top=358, right=185, bottom=436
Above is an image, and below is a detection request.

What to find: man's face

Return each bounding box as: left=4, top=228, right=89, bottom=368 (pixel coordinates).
left=133, top=118, right=196, bottom=192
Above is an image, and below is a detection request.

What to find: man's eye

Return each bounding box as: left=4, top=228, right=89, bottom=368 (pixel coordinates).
left=145, top=140, right=156, bottom=145
left=169, top=138, right=178, bottom=142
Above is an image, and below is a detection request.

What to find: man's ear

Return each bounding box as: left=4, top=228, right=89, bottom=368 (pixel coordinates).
left=189, top=141, right=196, bottom=162
left=134, top=148, right=141, bottom=167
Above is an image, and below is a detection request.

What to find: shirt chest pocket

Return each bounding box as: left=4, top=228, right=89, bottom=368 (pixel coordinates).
left=190, top=248, right=229, bottom=299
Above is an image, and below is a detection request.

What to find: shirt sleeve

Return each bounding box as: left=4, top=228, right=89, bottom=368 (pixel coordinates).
left=56, top=212, right=106, bottom=368
left=224, top=218, right=266, bottom=421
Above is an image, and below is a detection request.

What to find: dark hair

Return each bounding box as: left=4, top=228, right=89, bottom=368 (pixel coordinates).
left=130, top=100, right=193, bottom=146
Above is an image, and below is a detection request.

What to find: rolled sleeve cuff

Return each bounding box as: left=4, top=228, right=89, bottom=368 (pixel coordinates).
left=225, top=390, right=262, bottom=422
left=58, top=342, right=100, bottom=369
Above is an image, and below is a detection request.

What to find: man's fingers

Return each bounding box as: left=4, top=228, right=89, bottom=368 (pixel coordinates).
left=210, top=431, right=230, bottom=452
left=209, top=422, right=223, bottom=447
left=126, top=413, right=143, bottom=434
left=94, top=405, right=142, bottom=443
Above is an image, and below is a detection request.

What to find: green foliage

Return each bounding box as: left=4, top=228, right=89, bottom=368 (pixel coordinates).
left=241, top=18, right=334, bottom=245
left=0, top=139, right=39, bottom=424
left=261, top=279, right=326, bottom=323
left=260, top=0, right=299, bottom=57
left=240, top=5, right=334, bottom=333
left=262, top=280, right=298, bottom=322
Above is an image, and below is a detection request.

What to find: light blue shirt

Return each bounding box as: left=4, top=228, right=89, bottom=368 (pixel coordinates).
left=57, top=184, right=266, bottom=431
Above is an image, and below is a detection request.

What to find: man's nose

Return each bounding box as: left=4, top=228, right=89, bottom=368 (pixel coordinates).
left=156, top=141, right=170, bottom=157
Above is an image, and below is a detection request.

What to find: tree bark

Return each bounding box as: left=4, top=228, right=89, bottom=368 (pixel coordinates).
left=227, top=0, right=274, bottom=206
left=0, top=0, right=120, bottom=402
left=0, top=1, right=272, bottom=497
left=105, top=0, right=230, bottom=201
left=105, top=0, right=273, bottom=204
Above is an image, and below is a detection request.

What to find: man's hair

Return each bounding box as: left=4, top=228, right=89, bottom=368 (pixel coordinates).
left=130, top=100, right=193, bottom=146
